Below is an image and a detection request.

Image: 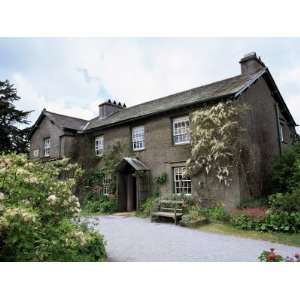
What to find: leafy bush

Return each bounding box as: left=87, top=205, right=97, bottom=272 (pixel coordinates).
left=230, top=209, right=300, bottom=233
left=271, top=142, right=300, bottom=193
left=137, top=196, right=158, bottom=217
left=180, top=206, right=208, bottom=227
left=0, top=153, right=106, bottom=261
left=82, top=192, right=117, bottom=214
left=268, top=189, right=300, bottom=213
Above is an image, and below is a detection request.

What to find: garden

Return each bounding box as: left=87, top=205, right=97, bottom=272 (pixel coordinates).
left=0, top=153, right=106, bottom=261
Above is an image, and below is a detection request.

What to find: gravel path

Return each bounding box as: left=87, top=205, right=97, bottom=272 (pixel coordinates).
left=86, top=215, right=300, bottom=262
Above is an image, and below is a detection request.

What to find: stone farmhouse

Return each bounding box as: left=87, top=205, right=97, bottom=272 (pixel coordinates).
left=29, top=52, right=297, bottom=211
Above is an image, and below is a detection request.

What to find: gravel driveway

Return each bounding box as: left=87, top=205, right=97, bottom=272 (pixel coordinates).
left=86, top=215, right=300, bottom=262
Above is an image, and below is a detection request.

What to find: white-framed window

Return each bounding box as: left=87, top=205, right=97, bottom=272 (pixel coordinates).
left=102, top=174, right=112, bottom=196
left=95, top=136, right=104, bottom=156
left=132, top=126, right=145, bottom=151
left=33, top=149, right=39, bottom=158
left=173, top=116, right=190, bottom=145
left=173, top=167, right=192, bottom=195
left=280, top=124, right=284, bottom=142
left=44, top=138, right=50, bottom=157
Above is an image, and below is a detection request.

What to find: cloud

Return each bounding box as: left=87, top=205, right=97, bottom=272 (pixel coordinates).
left=1, top=38, right=300, bottom=133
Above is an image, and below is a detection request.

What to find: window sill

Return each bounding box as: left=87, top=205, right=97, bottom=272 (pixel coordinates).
left=133, top=148, right=145, bottom=152
left=173, top=142, right=191, bottom=146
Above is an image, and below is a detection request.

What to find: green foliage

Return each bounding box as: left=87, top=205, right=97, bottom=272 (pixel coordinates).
left=271, top=142, right=300, bottom=193
left=230, top=210, right=300, bottom=233
left=136, top=196, right=158, bottom=217
left=268, top=189, right=300, bottom=213
left=153, top=173, right=168, bottom=196
left=180, top=206, right=208, bottom=227
left=0, top=153, right=106, bottom=261
left=0, top=80, right=31, bottom=154
left=82, top=193, right=117, bottom=214
left=258, top=248, right=284, bottom=262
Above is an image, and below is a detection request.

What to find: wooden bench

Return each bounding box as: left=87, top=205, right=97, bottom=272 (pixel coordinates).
left=150, top=199, right=184, bottom=225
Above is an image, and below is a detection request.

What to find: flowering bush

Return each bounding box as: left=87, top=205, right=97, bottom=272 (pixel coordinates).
left=0, top=153, right=106, bottom=261
left=258, top=248, right=300, bottom=262
left=186, top=101, right=248, bottom=186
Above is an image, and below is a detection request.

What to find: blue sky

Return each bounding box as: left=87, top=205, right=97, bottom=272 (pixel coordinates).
left=1, top=38, right=300, bottom=129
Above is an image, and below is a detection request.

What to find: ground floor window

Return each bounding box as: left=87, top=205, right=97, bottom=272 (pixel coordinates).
left=102, top=174, right=112, bottom=196
left=173, top=167, right=192, bottom=195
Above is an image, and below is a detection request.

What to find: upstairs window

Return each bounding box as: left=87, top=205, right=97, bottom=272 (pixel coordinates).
left=132, top=126, right=145, bottom=151
left=173, top=167, right=192, bottom=195
left=173, top=116, right=190, bottom=145
left=95, top=136, right=104, bottom=156
left=44, top=138, right=51, bottom=157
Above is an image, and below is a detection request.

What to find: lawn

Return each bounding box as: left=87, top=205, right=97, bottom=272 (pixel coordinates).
left=197, top=223, right=300, bottom=247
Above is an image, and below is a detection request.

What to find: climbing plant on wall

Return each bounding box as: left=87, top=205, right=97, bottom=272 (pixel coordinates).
left=186, top=100, right=248, bottom=186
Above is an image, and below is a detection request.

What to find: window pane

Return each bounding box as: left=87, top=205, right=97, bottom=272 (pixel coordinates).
left=132, top=126, right=145, bottom=150
left=173, top=167, right=191, bottom=195
left=173, top=116, right=190, bottom=145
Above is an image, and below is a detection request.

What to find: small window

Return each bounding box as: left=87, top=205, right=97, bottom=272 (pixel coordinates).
left=33, top=149, right=39, bottom=158
left=95, top=136, right=104, bottom=156
left=173, top=116, right=190, bottom=145
left=173, top=167, right=192, bottom=195
left=132, top=126, right=145, bottom=151
left=102, top=174, right=112, bottom=196
left=44, top=138, right=50, bottom=157
left=280, top=124, right=284, bottom=143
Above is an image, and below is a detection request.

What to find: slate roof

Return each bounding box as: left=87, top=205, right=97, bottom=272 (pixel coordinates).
left=84, top=68, right=266, bottom=131
left=117, top=157, right=150, bottom=171
left=29, top=109, right=88, bottom=138
left=43, top=110, right=88, bottom=131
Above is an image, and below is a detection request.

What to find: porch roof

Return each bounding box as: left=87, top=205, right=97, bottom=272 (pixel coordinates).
left=118, top=157, right=150, bottom=171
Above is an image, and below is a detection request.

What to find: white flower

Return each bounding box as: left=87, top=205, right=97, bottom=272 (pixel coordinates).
left=47, top=194, right=57, bottom=205
left=0, top=192, right=4, bottom=201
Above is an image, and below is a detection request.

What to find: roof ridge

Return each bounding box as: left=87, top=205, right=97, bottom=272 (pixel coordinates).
left=44, top=110, right=88, bottom=122
left=119, top=73, right=247, bottom=112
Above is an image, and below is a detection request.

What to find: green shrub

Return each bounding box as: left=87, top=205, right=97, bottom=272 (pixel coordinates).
left=82, top=193, right=117, bottom=214
left=268, top=189, right=300, bottom=213
left=137, top=196, right=158, bottom=217
left=271, top=142, right=300, bottom=193
left=0, top=153, right=106, bottom=261
left=180, top=205, right=208, bottom=227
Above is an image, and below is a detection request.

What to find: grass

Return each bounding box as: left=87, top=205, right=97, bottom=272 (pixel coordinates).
left=197, top=223, right=300, bottom=247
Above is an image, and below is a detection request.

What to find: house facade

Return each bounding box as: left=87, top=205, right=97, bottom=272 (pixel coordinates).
left=29, top=52, right=297, bottom=211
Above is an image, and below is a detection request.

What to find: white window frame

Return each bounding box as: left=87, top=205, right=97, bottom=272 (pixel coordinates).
left=33, top=149, right=39, bottom=158
left=173, top=116, right=190, bottom=145
left=173, top=167, right=192, bottom=195
left=95, top=136, right=104, bottom=156
left=44, top=138, right=50, bottom=157
left=132, top=126, right=145, bottom=151
left=102, top=174, right=112, bottom=196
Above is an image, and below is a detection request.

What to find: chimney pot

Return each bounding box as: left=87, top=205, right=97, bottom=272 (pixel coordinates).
left=239, top=52, right=265, bottom=75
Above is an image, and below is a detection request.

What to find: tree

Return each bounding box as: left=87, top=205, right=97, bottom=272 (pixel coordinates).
left=0, top=80, right=31, bottom=153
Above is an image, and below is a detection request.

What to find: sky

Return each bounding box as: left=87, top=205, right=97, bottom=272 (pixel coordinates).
left=1, top=38, right=300, bottom=129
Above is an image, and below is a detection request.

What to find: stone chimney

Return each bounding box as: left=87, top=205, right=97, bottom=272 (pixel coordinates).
left=239, top=52, right=266, bottom=75
left=98, top=99, right=126, bottom=119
